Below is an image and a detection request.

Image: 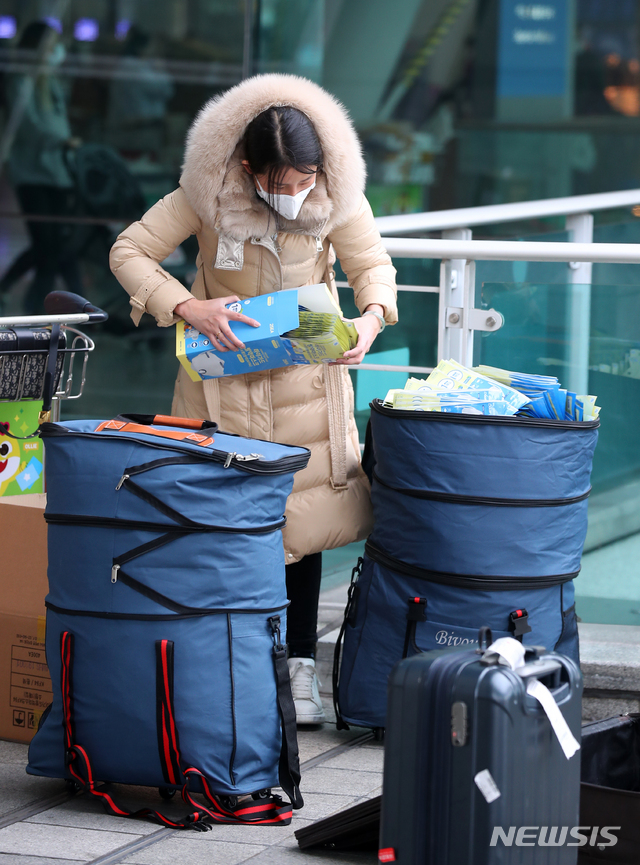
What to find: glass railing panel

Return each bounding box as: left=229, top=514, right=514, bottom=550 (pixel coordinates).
left=475, top=230, right=571, bottom=294
left=478, top=281, right=640, bottom=626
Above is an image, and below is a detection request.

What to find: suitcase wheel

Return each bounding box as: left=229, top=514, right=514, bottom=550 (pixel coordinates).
left=159, top=786, right=176, bottom=800
left=373, top=727, right=385, bottom=742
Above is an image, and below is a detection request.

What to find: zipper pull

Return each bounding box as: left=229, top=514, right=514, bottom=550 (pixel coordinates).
left=224, top=452, right=263, bottom=467
left=116, top=474, right=129, bottom=491
left=111, top=564, right=120, bottom=584
left=316, top=236, right=323, bottom=253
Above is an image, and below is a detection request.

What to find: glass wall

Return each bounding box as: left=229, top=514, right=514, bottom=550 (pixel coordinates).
left=1, top=0, right=639, bottom=619
left=2, top=0, right=640, bottom=414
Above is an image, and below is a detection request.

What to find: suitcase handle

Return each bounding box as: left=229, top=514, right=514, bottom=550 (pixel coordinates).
left=115, top=413, right=218, bottom=432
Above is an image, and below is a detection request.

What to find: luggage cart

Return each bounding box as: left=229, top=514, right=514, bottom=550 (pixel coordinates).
left=0, top=291, right=107, bottom=427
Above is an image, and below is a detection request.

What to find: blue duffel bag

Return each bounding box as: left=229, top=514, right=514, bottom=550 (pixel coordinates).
left=27, top=415, right=310, bottom=829
left=334, top=399, right=599, bottom=730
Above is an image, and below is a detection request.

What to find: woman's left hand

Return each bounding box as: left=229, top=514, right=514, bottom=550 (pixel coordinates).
left=332, top=305, right=384, bottom=366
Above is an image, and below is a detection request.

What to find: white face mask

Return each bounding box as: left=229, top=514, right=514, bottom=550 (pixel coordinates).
left=256, top=177, right=315, bottom=221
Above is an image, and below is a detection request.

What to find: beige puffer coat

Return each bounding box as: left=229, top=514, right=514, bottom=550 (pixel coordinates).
left=109, top=74, right=397, bottom=563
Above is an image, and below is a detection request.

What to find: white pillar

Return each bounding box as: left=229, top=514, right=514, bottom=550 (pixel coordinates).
left=565, top=212, right=593, bottom=395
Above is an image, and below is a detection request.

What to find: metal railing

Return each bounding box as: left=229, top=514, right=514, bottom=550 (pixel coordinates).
left=350, top=188, right=640, bottom=394
left=374, top=188, right=640, bottom=235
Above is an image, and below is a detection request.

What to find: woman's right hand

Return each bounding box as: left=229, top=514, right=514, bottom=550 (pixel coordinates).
left=174, top=296, right=260, bottom=352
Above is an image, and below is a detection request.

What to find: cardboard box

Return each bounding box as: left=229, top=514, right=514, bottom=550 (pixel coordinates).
left=0, top=402, right=44, bottom=497
left=176, top=284, right=357, bottom=380
left=0, top=494, right=51, bottom=742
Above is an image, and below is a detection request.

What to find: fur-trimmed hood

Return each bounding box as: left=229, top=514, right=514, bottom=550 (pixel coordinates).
left=179, top=74, right=366, bottom=240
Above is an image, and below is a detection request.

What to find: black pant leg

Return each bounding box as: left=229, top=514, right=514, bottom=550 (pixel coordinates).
left=285, top=552, right=322, bottom=659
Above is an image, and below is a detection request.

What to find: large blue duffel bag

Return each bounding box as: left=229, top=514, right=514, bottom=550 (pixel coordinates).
left=334, top=399, right=599, bottom=730
left=27, top=415, right=310, bottom=829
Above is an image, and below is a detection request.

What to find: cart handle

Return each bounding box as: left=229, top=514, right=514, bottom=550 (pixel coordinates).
left=44, top=291, right=108, bottom=324
left=115, top=414, right=218, bottom=432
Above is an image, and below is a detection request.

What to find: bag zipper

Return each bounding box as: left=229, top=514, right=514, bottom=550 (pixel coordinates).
left=372, top=470, right=591, bottom=507
left=370, top=399, right=600, bottom=430
left=39, top=423, right=310, bottom=475
left=365, top=539, right=578, bottom=591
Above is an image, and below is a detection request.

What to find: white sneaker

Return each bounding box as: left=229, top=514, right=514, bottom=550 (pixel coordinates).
left=287, top=657, right=326, bottom=725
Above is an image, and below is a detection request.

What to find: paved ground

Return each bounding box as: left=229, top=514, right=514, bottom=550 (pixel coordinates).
left=0, top=573, right=380, bottom=865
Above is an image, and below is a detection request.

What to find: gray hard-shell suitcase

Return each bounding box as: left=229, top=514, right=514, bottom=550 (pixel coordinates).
left=379, top=631, right=583, bottom=864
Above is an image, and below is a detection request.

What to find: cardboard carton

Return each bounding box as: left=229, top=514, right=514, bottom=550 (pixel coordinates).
left=176, top=283, right=357, bottom=380
left=0, top=494, right=51, bottom=742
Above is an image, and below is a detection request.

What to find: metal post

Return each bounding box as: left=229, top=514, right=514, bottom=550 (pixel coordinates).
left=565, top=212, right=593, bottom=395
left=438, top=228, right=472, bottom=364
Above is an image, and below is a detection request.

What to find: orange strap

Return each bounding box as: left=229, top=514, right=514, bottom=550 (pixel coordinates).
left=95, top=420, right=214, bottom=447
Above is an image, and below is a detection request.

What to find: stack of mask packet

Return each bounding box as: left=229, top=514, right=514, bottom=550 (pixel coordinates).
left=383, top=359, right=529, bottom=415
left=474, top=365, right=600, bottom=421
left=383, top=359, right=600, bottom=421
left=176, top=283, right=358, bottom=379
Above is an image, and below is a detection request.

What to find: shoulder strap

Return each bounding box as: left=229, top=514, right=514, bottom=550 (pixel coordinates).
left=268, top=616, right=304, bottom=809
left=325, top=364, right=349, bottom=490
left=332, top=557, right=363, bottom=731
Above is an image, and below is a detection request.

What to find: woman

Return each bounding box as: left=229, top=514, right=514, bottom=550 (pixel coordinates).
left=110, top=74, right=397, bottom=724
left=2, top=20, right=83, bottom=310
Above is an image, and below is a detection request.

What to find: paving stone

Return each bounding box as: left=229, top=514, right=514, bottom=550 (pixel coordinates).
left=25, top=798, right=161, bottom=835
left=0, top=741, right=29, bottom=765
left=294, top=792, right=367, bottom=822
left=301, top=768, right=381, bottom=798
left=24, top=783, right=199, bottom=836
left=122, top=837, right=266, bottom=865
left=297, top=731, right=367, bottom=765
left=0, top=822, right=143, bottom=860
left=0, top=766, right=68, bottom=816
left=580, top=623, right=640, bottom=689
left=184, top=815, right=315, bottom=846
left=239, top=844, right=377, bottom=864
left=320, top=748, right=384, bottom=773
left=0, top=857, right=82, bottom=865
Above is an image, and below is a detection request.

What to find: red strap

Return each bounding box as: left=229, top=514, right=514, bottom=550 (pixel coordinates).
left=60, top=632, right=293, bottom=831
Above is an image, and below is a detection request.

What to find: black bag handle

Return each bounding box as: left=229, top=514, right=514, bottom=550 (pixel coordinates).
left=332, top=557, right=363, bottom=731
left=116, top=413, right=218, bottom=432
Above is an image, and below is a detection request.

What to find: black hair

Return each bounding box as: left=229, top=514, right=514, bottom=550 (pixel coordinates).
left=243, top=106, right=323, bottom=197
left=18, top=21, right=57, bottom=51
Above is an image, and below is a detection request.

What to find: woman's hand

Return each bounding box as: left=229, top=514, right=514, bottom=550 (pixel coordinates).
left=332, top=304, right=385, bottom=366
left=174, top=296, right=260, bottom=352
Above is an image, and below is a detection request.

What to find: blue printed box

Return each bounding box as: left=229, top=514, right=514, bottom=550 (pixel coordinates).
left=176, top=285, right=352, bottom=380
